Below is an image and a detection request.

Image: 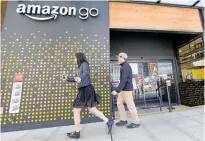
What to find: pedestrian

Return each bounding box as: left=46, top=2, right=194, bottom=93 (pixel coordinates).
left=65, top=53, right=114, bottom=139
left=137, top=76, right=144, bottom=95
left=111, top=53, right=140, bottom=128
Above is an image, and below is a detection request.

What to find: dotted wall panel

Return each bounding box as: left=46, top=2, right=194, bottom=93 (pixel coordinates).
left=1, top=1, right=110, bottom=130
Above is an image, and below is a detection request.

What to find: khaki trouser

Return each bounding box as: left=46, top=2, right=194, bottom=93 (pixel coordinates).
left=117, top=91, right=139, bottom=124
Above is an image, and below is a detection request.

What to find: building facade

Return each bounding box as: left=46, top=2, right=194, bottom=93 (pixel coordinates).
left=1, top=1, right=204, bottom=131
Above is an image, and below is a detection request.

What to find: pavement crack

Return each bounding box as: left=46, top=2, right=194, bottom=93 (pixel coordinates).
left=15, top=130, right=35, bottom=141
left=44, top=127, right=60, bottom=141
left=140, top=124, right=160, bottom=141
left=157, top=114, right=203, bottom=141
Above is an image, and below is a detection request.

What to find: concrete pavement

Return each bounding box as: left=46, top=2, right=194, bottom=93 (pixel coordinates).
left=1, top=106, right=204, bottom=141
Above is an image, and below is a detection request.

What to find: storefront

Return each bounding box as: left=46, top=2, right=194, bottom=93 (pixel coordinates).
left=1, top=1, right=204, bottom=131
left=109, top=2, right=204, bottom=109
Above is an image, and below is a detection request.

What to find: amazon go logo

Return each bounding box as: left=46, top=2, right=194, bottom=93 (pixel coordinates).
left=16, top=4, right=99, bottom=21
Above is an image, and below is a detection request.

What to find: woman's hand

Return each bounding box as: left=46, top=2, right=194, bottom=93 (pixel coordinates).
left=74, top=77, right=81, bottom=84
left=111, top=91, right=118, bottom=96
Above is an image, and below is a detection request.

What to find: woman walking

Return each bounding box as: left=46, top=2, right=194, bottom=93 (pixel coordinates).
left=66, top=53, right=114, bottom=139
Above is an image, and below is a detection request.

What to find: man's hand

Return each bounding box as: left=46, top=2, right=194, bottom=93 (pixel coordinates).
left=111, top=91, right=118, bottom=96
left=74, top=77, right=81, bottom=84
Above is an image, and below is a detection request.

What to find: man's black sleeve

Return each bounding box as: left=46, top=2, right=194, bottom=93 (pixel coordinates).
left=110, top=83, right=114, bottom=92
left=115, top=66, right=130, bottom=93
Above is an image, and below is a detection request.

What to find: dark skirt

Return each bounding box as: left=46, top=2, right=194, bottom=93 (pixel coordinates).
left=72, top=84, right=101, bottom=108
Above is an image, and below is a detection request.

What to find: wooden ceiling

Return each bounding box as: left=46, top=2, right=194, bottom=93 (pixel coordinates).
left=1, top=0, right=7, bottom=28
left=109, top=2, right=203, bottom=32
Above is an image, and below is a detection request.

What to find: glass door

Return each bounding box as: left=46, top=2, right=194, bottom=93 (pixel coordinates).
left=131, top=62, right=160, bottom=108
left=110, top=60, right=178, bottom=110
left=157, top=60, right=177, bottom=105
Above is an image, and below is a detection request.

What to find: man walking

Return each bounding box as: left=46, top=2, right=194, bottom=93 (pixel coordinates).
left=111, top=53, right=140, bottom=128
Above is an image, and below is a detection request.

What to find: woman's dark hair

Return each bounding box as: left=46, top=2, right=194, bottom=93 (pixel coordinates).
left=75, top=53, right=89, bottom=68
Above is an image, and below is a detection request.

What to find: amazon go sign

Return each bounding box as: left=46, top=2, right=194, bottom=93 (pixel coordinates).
left=16, top=4, right=99, bottom=21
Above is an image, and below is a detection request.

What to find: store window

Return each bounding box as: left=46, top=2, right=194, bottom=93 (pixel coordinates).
left=178, top=36, right=204, bottom=82
left=110, top=64, right=120, bottom=82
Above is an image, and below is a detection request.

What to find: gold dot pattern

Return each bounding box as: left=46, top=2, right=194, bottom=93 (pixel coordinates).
left=1, top=27, right=111, bottom=127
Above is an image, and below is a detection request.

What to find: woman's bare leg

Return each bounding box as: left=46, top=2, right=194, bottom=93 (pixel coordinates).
left=88, top=107, right=108, bottom=123
left=73, top=108, right=82, bottom=132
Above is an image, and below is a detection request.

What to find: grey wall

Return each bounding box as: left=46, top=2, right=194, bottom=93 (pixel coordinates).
left=1, top=1, right=110, bottom=131
left=110, top=31, right=175, bottom=60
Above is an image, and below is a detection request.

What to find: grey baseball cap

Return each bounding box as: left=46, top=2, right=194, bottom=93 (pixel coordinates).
left=117, top=52, right=128, bottom=59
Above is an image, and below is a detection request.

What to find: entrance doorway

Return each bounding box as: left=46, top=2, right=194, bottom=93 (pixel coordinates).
left=110, top=60, right=177, bottom=110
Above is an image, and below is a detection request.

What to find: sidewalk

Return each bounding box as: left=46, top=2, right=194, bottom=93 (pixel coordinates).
left=1, top=106, right=204, bottom=141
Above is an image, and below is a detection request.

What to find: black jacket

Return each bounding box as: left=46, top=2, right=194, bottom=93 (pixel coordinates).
left=110, top=83, right=114, bottom=92
left=115, top=61, right=133, bottom=93
left=67, top=62, right=91, bottom=88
